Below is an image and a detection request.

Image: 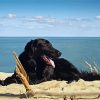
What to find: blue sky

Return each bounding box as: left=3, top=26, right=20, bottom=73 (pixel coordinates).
left=0, top=0, right=100, bottom=37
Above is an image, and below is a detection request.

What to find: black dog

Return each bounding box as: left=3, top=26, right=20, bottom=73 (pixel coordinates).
left=0, top=38, right=62, bottom=85
left=0, top=38, right=100, bottom=86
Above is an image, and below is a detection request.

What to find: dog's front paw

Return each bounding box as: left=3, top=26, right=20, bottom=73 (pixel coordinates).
left=0, top=80, right=5, bottom=86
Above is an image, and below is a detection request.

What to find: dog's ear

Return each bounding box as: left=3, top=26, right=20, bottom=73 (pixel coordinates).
left=24, top=40, right=33, bottom=52
left=24, top=40, right=36, bottom=58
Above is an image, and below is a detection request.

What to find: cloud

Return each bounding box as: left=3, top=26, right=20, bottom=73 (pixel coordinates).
left=0, top=14, right=100, bottom=37
left=65, top=17, right=92, bottom=22
left=24, top=16, right=65, bottom=26
left=95, top=15, right=100, bottom=20
left=0, top=14, right=93, bottom=30
left=1, top=13, right=17, bottom=19
left=7, top=13, right=16, bottom=19
left=0, top=14, right=92, bottom=28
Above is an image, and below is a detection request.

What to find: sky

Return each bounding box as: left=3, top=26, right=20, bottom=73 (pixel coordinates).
left=0, top=0, right=100, bottom=37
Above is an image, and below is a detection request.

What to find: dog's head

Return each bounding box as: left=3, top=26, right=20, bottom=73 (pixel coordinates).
left=24, top=38, right=61, bottom=59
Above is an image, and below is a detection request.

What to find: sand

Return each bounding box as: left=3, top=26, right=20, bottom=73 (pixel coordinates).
left=0, top=72, right=100, bottom=100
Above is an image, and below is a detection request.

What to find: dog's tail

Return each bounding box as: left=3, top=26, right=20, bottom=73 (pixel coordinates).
left=80, top=71, right=100, bottom=81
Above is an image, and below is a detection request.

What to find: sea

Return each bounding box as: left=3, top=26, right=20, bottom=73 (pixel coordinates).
left=0, top=37, right=100, bottom=73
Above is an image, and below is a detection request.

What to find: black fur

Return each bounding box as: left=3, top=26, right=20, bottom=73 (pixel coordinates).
left=0, top=38, right=100, bottom=86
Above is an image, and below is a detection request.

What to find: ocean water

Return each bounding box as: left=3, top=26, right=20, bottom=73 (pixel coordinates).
left=0, top=37, right=100, bottom=72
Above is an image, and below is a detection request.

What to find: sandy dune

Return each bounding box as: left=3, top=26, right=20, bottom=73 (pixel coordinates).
left=0, top=72, right=100, bottom=100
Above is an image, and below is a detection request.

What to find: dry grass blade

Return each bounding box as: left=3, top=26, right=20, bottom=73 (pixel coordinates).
left=13, top=51, right=29, bottom=81
left=16, top=66, right=34, bottom=97
left=84, top=60, right=93, bottom=72
left=84, top=60, right=99, bottom=74
left=13, top=51, right=34, bottom=97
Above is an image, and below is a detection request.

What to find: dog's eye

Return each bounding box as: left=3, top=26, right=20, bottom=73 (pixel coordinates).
left=46, top=44, right=50, bottom=47
left=38, top=44, right=43, bottom=47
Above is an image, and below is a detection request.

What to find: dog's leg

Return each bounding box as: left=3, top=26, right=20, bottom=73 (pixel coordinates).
left=0, top=73, right=21, bottom=86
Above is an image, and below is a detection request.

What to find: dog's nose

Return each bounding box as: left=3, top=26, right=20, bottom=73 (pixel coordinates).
left=57, top=51, right=61, bottom=57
